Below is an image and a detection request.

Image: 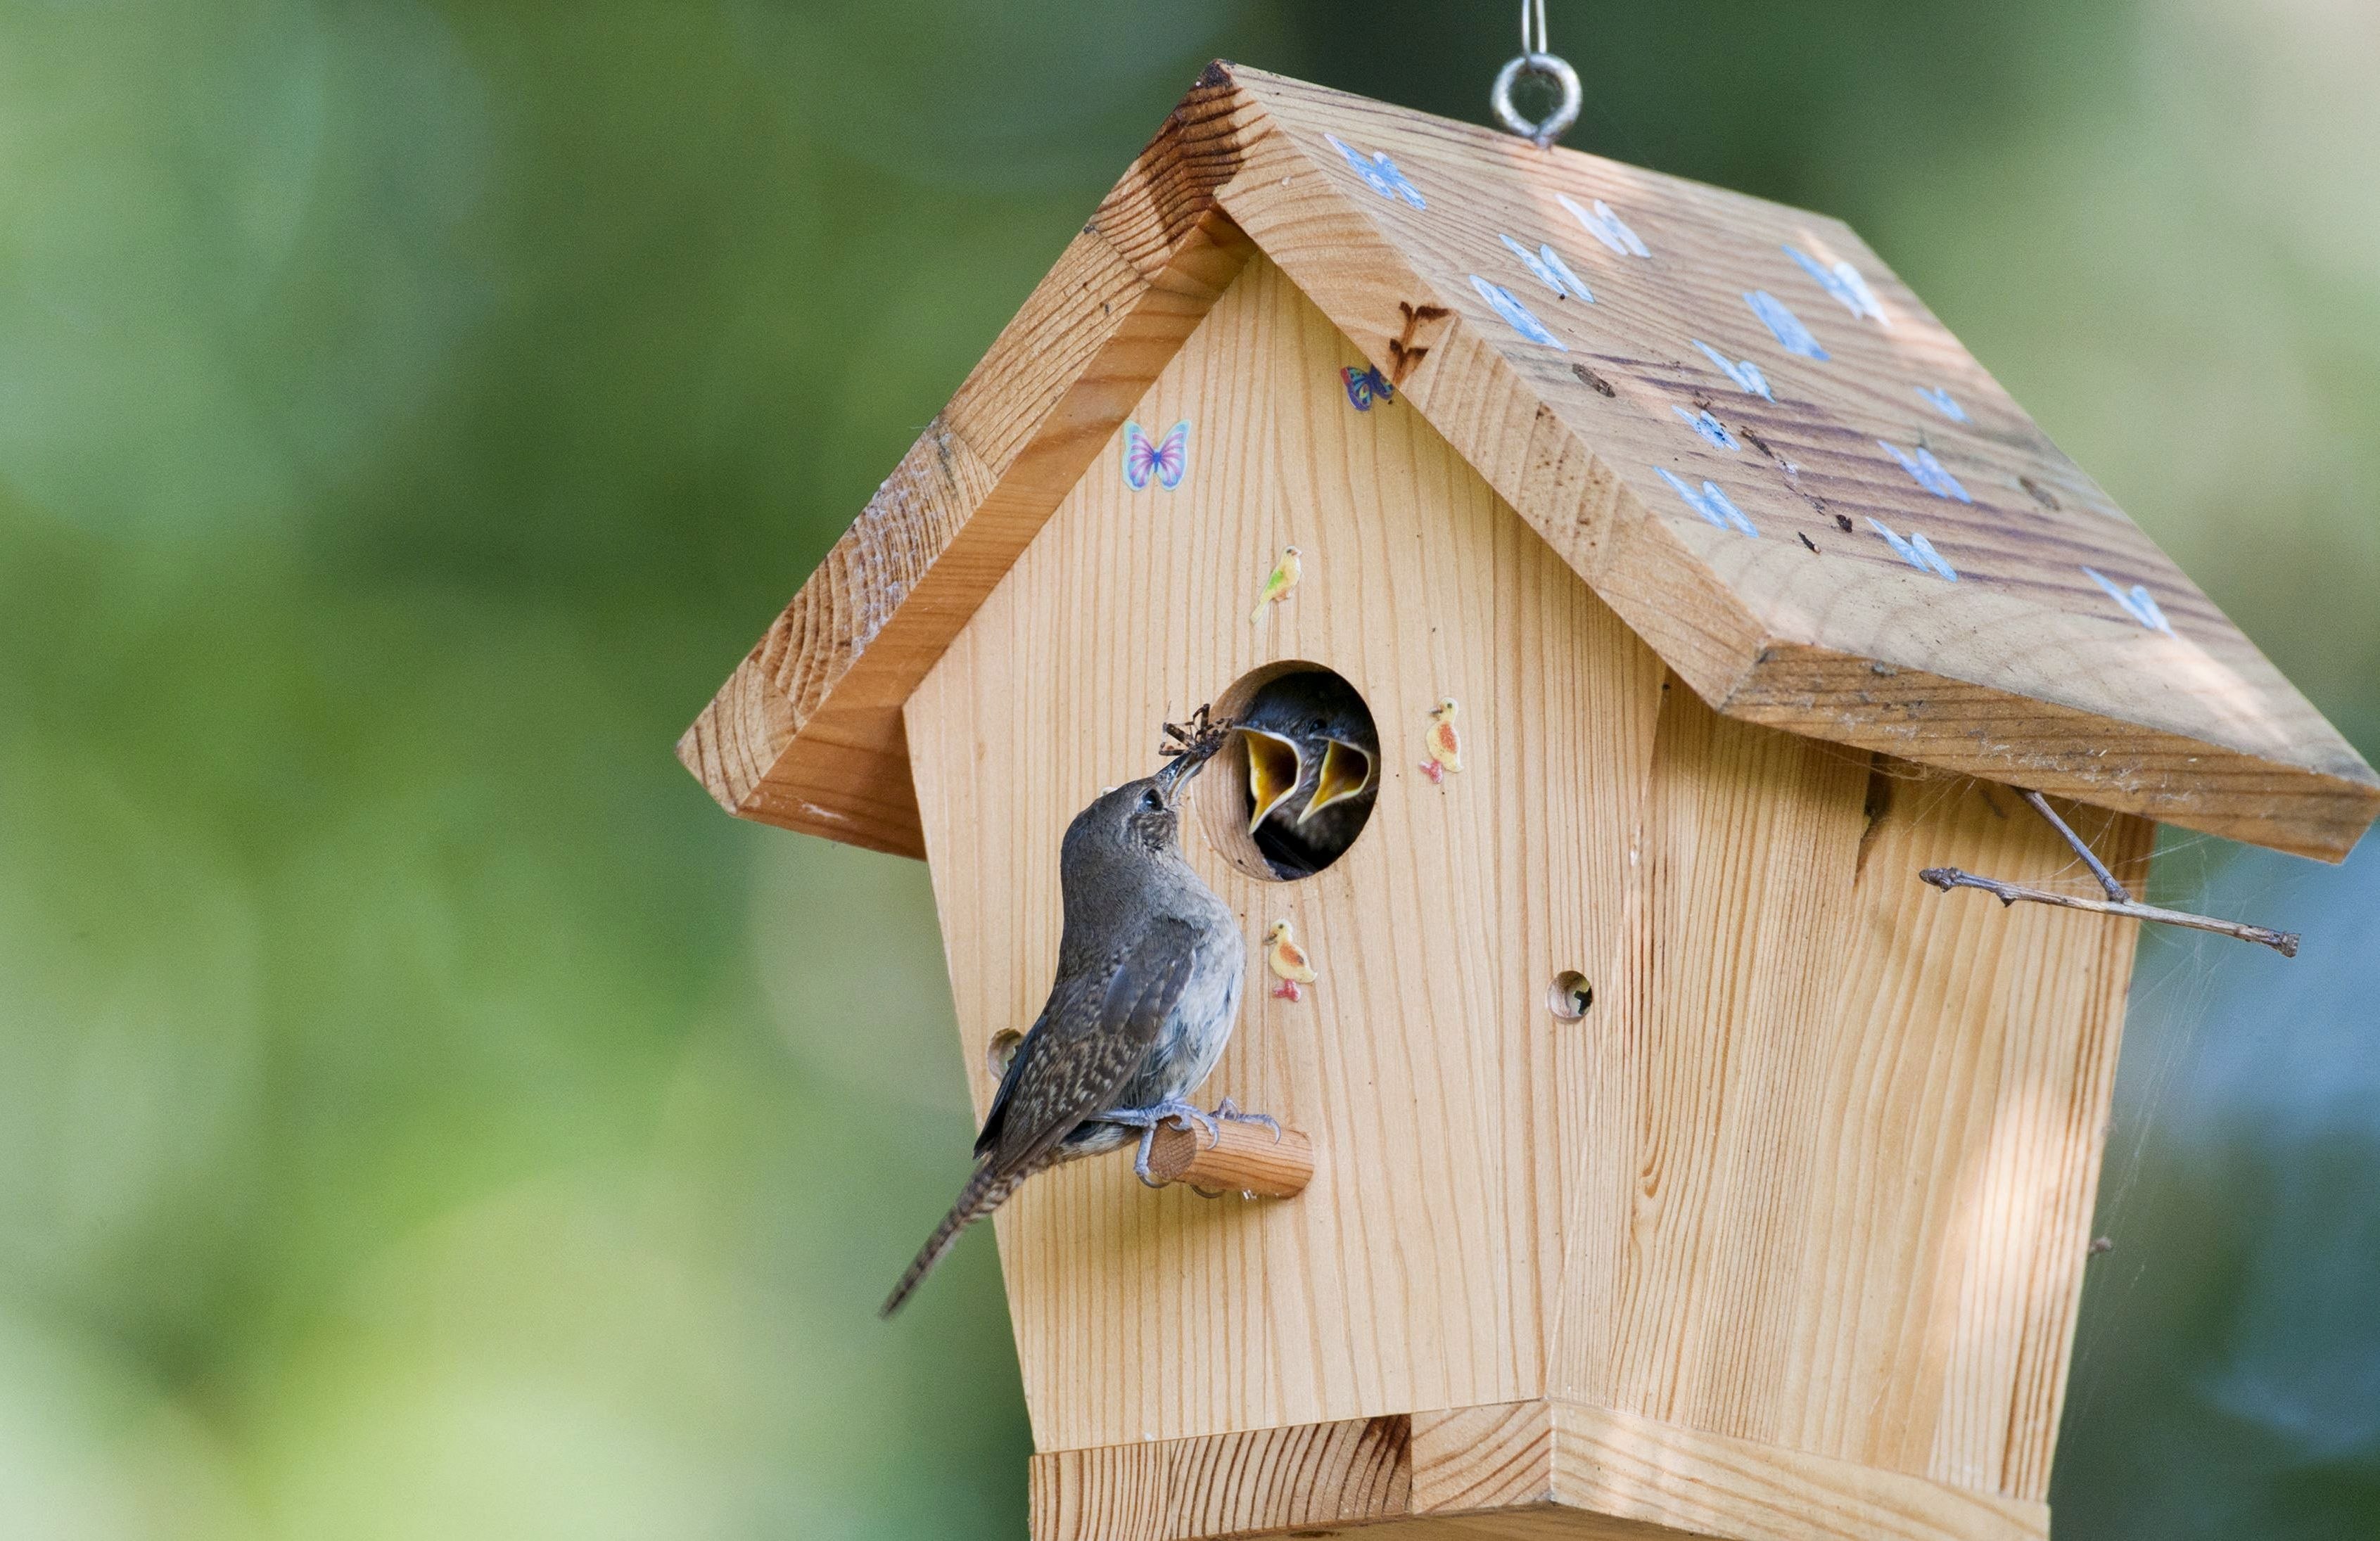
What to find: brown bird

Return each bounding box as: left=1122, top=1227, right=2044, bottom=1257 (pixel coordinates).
left=882, top=722, right=1259, bottom=1317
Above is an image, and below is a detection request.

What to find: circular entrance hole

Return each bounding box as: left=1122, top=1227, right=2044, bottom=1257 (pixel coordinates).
left=1195, top=662, right=1380, bottom=882
left=1548, top=971, right=1593, bottom=1021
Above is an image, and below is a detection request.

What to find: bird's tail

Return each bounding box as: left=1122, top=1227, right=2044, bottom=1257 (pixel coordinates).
left=879, top=1165, right=1029, bottom=1318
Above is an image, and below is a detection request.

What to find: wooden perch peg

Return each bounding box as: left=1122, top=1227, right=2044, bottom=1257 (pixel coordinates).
left=1149, top=1118, right=1313, bottom=1198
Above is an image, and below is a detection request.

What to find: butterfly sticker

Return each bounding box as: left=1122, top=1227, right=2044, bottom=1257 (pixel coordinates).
left=1470, top=276, right=1567, bottom=350
left=1745, top=291, right=1828, bottom=359
left=1867, top=517, right=1959, bottom=580
left=2082, top=566, right=2176, bottom=636
left=1655, top=466, right=1759, bottom=537
left=1692, top=340, right=1774, bottom=402
left=1557, top=193, right=1650, bottom=257
left=1340, top=365, right=1394, bottom=411
left=1786, top=245, right=1888, bottom=325
left=1879, top=440, right=1972, bottom=503
left=1323, top=132, right=1426, bottom=209
left=1915, top=385, right=1968, bottom=422
left=1122, top=419, right=1189, bottom=491
left=1499, top=234, right=1593, bottom=302
left=1673, top=406, right=1742, bottom=452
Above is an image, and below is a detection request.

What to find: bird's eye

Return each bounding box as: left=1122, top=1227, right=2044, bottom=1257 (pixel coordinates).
left=1141, top=788, right=1164, bottom=811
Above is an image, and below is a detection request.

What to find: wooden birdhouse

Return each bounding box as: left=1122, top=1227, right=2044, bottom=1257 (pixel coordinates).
left=679, top=65, right=2377, bottom=1541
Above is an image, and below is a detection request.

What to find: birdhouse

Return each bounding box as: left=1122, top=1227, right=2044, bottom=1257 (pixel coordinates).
left=679, top=65, right=2377, bottom=1541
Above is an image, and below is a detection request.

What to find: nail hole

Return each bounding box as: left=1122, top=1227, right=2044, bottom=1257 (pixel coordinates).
left=986, top=1029, right=1023, bottom=1082
left=1548, top=971, right=1593, bottom=1021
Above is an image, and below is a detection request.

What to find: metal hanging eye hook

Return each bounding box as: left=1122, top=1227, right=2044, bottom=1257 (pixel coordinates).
left=1491, top=0, right=1582, bottom=148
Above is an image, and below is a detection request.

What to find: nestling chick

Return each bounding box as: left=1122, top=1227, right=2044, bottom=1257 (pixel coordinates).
left=1238, top=670, right=1379, bottom=878
left=882, top=716, right=1268, bottom=1317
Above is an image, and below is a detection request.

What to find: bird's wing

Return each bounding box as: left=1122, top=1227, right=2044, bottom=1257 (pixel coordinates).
left=973, top=1004, right=1048, bottom=1161
left=980, top=915, right=1202, bottom=1181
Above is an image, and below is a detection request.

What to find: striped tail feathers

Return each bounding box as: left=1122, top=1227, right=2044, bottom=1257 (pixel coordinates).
left=879, top=1164, right=1030, bottom=1318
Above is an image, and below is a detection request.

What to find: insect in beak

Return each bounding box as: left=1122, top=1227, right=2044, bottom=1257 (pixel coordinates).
left=1242, top=728, right=1304, bottom=833
left=1298, top=738, right=1376, bottom=824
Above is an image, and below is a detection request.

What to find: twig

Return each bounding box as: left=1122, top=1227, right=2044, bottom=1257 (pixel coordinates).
left=2021, top=789, right=2130, bottom=901
left=1919, top=867, right=2299, bottom=957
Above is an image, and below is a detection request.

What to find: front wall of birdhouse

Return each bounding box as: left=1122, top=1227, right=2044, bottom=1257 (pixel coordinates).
left=903, top=253, right=2149, bottom=1516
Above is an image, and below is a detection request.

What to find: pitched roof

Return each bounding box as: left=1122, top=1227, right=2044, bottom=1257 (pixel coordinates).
left=679, top=63, right=2376, bottom=862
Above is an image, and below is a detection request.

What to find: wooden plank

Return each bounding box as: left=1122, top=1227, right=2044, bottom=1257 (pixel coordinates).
left=1030, top=1414, right=1411, bottom=1541
left=675, top=68, right=1261, bottom=855
left=1031, top=1399, right=2045, bottom=1541
left=903, top=255, right=1663, bottom=1451
left=1208, top=65, right=2375, bottom=858
left=1546, top=708, right=2149, bottom=1500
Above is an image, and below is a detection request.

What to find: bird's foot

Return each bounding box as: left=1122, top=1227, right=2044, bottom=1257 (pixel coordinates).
left=1100, top=1099, right=1223, bottom=1189
left=1271, top=978, right=1303, bottom=1002
left=1420, top=760, right=1444, bottom=786
left=1211, top=1098, right=1284, bottom=1144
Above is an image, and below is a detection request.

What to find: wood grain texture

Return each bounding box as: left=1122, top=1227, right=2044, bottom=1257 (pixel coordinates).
left=905, top=257, right=1662, bottom=1452
left=1150, top=1120, right=1315, bottom=1198
left=687, top=62, right=2372, bottom=859
left=1031, top=1399, right=2044, bottom=1541
left=1030, top=1413, right=1410, bottom=1541
left=905, top=254, right=2151, bottom=1534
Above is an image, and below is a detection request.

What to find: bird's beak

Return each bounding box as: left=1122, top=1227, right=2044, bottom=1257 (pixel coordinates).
left=1298, top=738, right=1376, bottom=824
left=1242, top=729, right=1304, bottom=833
left=1151, top=724, right=1226, bottom=803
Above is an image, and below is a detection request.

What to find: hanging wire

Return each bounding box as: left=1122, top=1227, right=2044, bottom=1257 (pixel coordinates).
left=1491, top=0, right=1582, bottom=148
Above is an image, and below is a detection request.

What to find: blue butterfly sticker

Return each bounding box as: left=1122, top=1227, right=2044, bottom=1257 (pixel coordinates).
left=1340, top=365, right=1394, bottom=411
left=1915, top=385, right=1968, bottom=422
left=1867, top=517, right=1959, bottom=581
left=1745, top=291, right=1828, bottom=359
left=1499, top=234, right=1593, bottom=303
left=1879, top=440, right=1972, bottom=503
left=1691, top=340, right=1773, bottom=401
left=1786, top=245, right=1888, bottom=325
left=1469, top=275, right=1566, bottom=350
left=1122, top=419, right=1188, bottom=491
left=1655, top=467, right=1759, bottom=537
left=1673, top=406, right=1742, bottom=452
left=1323, top=132, right=1426, bottom=209
left=2082, top=567, right=2176, bottom=636
left=1557, top=193, right=1650, bottom=257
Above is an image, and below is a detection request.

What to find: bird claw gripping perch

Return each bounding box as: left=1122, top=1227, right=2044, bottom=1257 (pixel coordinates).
left=1097, top=1099, right=1226, bottom=1188
left=1212, top=1097, right=1284, bottom=1144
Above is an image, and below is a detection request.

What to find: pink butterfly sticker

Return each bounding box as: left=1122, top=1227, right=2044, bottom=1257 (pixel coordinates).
left=1123, top=419, right=1189, bottom=491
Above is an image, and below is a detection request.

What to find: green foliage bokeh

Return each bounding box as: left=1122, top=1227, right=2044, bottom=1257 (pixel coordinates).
left=1, top=3, right=2373, bottom=1536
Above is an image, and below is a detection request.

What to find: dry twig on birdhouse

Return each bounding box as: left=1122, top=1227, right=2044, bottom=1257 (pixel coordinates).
left=1920, top=791, right=2301, bottom=957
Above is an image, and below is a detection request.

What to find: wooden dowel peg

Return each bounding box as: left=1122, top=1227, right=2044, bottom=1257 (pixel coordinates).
left=1150, top=1118, right=1313, bottom=1198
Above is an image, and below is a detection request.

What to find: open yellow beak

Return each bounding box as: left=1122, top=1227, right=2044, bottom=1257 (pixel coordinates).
left=1243, top=729, right=1304, bottom=833
left=1298, top=738, right=1376, bottom=824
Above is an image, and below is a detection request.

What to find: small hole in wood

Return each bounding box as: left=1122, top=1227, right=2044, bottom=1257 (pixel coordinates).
left=1548, top=971, right=1593, bottom=1021
left=1195, top=661, right=1379, bottom=883
left=986, top=1029, right=1023, bottom=1082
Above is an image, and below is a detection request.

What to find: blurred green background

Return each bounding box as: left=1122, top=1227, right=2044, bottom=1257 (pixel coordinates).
left=2, top=2, right=2374, bottom=1536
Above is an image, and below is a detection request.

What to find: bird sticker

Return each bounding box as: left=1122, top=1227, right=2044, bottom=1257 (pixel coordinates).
left=1340, top=364, right=1394, bottom=411
left=1674, top=406, right=1743, bottom=452
left=1785, top=245, right=1889, bottom=325
left=1469, top=276, right=1567, bottom=350
left=1249, top=545, right=1303, bottom=625
left=1265, top=919, right=1318, bottom=1002
left=1499, top=234, right=1593, bottom=303
left=1122, top=420, right=1189, bottom=491
left=1420, top=698, right=1464, bottom=785
left=1557, top=193, right=1650, bottom=258
left=1237, top=670, right=1380, bottom=878
left=1745, top=290, right=1828, bottom=359
left=1916, top=385, right=1968, bottom=422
